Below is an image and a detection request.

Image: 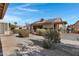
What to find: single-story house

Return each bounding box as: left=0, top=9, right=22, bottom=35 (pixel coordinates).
left=67, top=20, right=79, bottom=33
left=74, top=20, right=79, bottom=31
left=30, top=18, right=67, bottom=32
left=68, top=20, right=79, bottom=33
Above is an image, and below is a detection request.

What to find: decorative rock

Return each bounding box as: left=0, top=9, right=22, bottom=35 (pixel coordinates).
left=28, top=51, right=41, bottom=56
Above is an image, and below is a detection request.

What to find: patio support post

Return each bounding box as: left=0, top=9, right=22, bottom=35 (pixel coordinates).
left=7, top=23, right=9, bottom=31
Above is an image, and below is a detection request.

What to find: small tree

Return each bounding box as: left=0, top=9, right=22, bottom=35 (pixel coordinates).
left=40, top=18, right=44, bottom=22
left=14, top=22, right=17, bottom=25
left=9, top=23, right=16, bottom=30
left=43, top=29, right=61, bottom=49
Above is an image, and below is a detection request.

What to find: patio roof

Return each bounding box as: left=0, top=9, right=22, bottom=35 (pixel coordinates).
left=0, top=3, right=9, bottom=19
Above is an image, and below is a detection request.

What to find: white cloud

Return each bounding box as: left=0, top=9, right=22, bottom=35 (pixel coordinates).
left=9, top=4, right=31, bottom=9
left=7, top=3, right=40, bottom=16
left=1, top=4, right=40, bottom=26
left=18, top=4, right=31, bottom=8
left=15, top=4, right=40, bottom=12
left=18, top=8, right=39, bottom=12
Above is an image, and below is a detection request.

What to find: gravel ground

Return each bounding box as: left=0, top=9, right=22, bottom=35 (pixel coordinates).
left=61, top=33, right=79, bottom=41
left=10, top=34, right=79, bottom=56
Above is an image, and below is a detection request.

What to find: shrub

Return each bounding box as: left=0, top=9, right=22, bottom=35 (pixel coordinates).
left=71, top=27, right=75, bottom=33
left=43, top=39, right=52, bottom=49
left=36, top=29, right=46, bottom=36
left=18, top=29, right=29, bottom=37
left=13, top=29, right=20, bottom=34
left=43, top=29, right=61, bottom=49
left=9, top=23, right=16, bottom=30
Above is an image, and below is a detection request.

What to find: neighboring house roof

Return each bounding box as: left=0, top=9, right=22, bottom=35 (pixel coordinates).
left=69, top=20, right=79, bottom=26
left=47, top=18, right=62, bottom=22
left=68, top=20, right=79, bottom=29
left=0, top=3, right=9, bottom=19
left=31, top=18, right=67, bottom=26
left=74, top=20, right=79, bottom=25
left=47, top=18, right=67, bottom=24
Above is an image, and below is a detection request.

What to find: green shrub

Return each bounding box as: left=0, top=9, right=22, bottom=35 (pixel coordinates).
left=71, top=28, right=77, bottom=33
left=9, top=23, right=16, bottom=30
left=43, top=40, right=51, bottom=49
left=18, top=29, right=29, bottom=37
left=43, top=29, right=61, bottom=49
left=36, top=29, right=46, bottom=36
left=13, top=29, right=20, bottom=34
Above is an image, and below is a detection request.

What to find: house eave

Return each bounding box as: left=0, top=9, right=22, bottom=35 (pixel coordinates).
left=0, top=3, right=9, bottom=19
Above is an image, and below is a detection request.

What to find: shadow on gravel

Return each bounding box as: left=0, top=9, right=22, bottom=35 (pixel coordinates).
left=30, top=39, right=43, bottom=47
left=12, top=38, right=79, bottom=56
left=30, top=39, right=79, bottom=56
left=57, top=42, right=79, bottom=56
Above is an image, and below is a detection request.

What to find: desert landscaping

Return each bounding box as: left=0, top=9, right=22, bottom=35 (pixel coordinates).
left=0, top=33, right=79, bottom=56
left=0, top=3, right=79, bottom=56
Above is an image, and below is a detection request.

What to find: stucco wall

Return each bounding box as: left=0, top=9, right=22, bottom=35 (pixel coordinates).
left=0, top=23, right=9, bottom=34
left=43, top=24, right=54, bottom=29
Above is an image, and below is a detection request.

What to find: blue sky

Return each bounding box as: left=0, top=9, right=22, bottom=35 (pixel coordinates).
left=3, top=3, right=79, bottom=26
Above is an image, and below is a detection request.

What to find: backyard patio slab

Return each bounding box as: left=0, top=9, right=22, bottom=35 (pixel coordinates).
left=1, top=35, right=16, bottom=56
